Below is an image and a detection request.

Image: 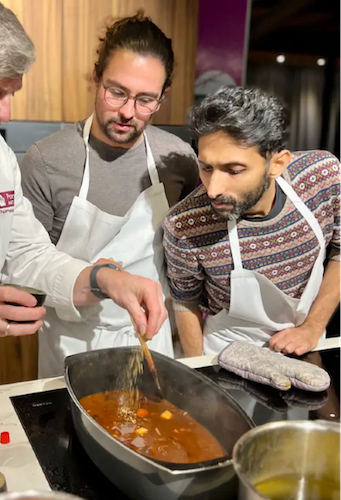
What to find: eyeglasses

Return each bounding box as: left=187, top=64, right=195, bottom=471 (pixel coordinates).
left=103, top=85, right=161, bottom=116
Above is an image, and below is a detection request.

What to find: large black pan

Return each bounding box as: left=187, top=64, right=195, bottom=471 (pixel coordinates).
left=65, top=347, right=253, bottom=500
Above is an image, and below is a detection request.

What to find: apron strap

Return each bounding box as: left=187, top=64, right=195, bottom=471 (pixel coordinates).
left=79, top=114, right=93, bottom=200
left=144, top=132, right=160, bottom=186
left=227, top=219, right=243, bottom=270
left=227, top=176, right=326, bottom=270
left=276, top=176, right=325, bottom=250
left=80, top=116, right=160, bottom=200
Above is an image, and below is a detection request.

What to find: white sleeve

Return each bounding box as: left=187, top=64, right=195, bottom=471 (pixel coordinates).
left=2, top=143, right=89, bottom=319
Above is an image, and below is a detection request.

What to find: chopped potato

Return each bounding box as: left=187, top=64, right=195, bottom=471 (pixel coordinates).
left=135, top=427, right=149, bottom=436
left=160, top=410, right=173, bottom=420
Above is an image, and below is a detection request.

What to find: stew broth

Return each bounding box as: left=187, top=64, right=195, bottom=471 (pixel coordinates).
left=80, top=390, right=226, bottom=464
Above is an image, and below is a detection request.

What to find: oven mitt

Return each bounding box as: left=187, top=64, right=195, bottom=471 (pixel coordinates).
left=218, top=341, right=331, bottom=392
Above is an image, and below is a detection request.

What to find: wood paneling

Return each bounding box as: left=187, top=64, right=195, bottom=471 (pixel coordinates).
left=3, top=0, right=63, bottom=121
left=62, top=0, right=112, bottom=122
left=0, top=334, right=38, bottom=385
left=3, top=0, right=198, bottom=124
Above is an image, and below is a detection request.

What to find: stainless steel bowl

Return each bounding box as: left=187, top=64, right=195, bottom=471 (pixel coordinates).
left=232, top=420, right=340, bottom=500
left=0, top=492, right=84, bottom=499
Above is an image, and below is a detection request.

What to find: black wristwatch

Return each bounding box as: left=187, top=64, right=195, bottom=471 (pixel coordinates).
left=90, top=263, right=121, bottom=299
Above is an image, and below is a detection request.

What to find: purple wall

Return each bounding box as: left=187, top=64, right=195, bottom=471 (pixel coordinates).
left=195, top=0, right=250, bottom=96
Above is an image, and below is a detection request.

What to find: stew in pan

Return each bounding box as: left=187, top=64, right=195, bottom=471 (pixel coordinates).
left=80, top=390, right=226, bottom=464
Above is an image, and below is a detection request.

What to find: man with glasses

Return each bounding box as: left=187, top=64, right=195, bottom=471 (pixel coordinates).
left=20, top=12, right=198, bottom=377
left=0, top=4, right=167, bottom=350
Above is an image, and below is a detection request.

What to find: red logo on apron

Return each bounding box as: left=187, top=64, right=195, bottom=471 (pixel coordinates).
left=0, top=190, right=14, bottom=212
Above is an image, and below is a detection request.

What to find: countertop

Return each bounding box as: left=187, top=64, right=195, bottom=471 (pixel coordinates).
left=0, top=351, right=339, bottom=494
left=0, top=376, right=66, bottom=492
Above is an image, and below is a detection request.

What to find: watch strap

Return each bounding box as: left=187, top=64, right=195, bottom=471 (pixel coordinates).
left=90, top=263, right=120, bottom=299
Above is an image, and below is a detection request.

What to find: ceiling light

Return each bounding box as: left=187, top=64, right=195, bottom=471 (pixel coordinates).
left=276, top=55, right=285, bottom=64
left=317, top=58, right=326, bottom=66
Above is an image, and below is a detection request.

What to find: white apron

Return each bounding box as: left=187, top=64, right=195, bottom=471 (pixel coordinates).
left=203, top=176, right=326, bottom=355
left=39, top=115, right=174, bottom=377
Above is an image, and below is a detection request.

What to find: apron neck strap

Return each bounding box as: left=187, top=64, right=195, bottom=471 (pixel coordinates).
left=80, top=114, right=93, bottom=199
left=227, top=219, right=243, bottom=270
left=228, top=176, right=325, bottom=269
left=144, top=131, right=160, bottom=186
left=80, top=115, right=160, bottom=200
left=275, top=176, right=325, bottom=249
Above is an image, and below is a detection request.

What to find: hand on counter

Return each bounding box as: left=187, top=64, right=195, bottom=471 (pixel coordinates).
left=0, top=286, right=46, bottom=337
left=268, top=323, right=322, bottom=356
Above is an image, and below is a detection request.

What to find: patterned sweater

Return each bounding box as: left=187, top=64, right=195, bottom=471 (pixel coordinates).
left=163, top=151, right=340, bottom=314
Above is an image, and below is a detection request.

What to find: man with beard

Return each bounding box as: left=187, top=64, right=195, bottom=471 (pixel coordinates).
left=163, top=86, right=340, bottom=357
left=0, top=3, right=167, bottom=349
left=20, top=12, right=198, bottom=377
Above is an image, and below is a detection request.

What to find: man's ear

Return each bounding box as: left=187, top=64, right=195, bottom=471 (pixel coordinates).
left=160, top=86, right=170, bottom=103
left=269, top=150, right=291, bottom=179
left=93, top=68, right=100, bottom=87
left=162, top=86, right=170, bottom=98
left=155, top=87, right=169, bottom=112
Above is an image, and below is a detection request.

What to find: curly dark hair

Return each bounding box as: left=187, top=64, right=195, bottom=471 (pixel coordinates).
left=189, top=86, right=288, bottom=157
left=95, top=10, right=174, bottom=93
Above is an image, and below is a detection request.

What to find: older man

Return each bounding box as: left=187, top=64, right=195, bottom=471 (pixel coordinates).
left=164, top=86, right=340, bottom=357
left=0, top=3, right=166, bottom=350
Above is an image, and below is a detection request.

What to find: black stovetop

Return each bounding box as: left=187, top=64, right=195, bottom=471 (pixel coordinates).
left=10, top=352, right=340, bottom=500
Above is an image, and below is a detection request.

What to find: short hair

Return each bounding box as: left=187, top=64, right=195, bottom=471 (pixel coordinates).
left=0, top=2, right=35, bottom=79
left=189, top=86, right=287, bottom=157
left=95, top=10, right=174, bottom=93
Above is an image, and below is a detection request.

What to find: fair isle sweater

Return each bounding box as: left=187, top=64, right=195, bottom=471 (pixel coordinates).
left=163, top=151, right=340, bottom=314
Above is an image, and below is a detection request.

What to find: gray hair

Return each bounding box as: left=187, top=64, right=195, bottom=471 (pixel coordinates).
left=189, top=86, right=287, bottom=158
left=0, top=2, right=35, bottom=79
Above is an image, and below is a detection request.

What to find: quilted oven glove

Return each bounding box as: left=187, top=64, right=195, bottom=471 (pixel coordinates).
left=218, top=341, right=331, bottom=392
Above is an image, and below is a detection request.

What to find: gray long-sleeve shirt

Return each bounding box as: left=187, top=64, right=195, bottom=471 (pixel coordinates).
left=20, top=122, right=198, bottom=245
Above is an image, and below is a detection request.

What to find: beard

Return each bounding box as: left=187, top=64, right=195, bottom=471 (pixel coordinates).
left=210, top=171, right=271, bottom=221
left=99, top=116, right=145, bottom=144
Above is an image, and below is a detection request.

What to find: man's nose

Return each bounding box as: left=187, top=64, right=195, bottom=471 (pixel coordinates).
left=0, top=95, right=11, bottom=124
left=119, top=98, right=135, bottom=120
left=206, top=170, right=226, bottom=199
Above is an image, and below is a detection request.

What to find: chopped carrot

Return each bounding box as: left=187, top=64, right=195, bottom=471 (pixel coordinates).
left=160, top=410, right=173, bottom=420
left=136, top=408, right=149, bottom=418
left=135, top=427, right=149, bottom=436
